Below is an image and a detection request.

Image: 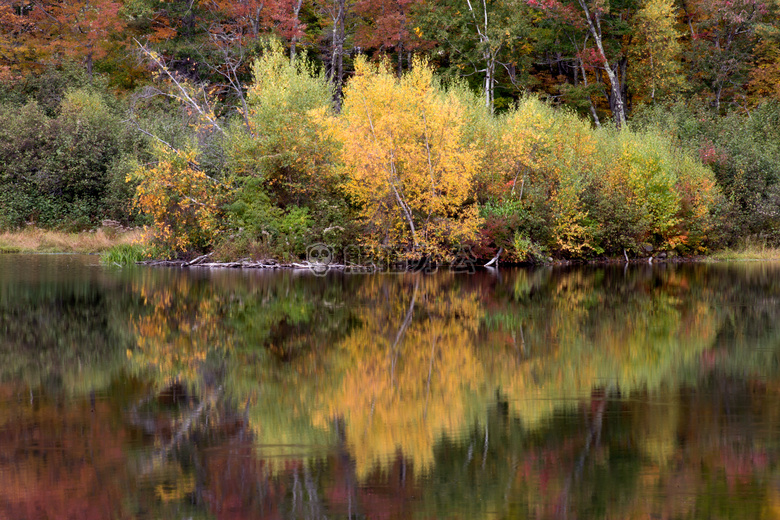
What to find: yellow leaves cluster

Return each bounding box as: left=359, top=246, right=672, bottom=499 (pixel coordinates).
left=131, top=145, right=225, bottom=255
left=312, top=275, right=484, bottom=479
left=330, top=57, right=482, bottom=260
left=627, top=0, right=686, bottom=103
left=501, top=99, right=597, bottom=255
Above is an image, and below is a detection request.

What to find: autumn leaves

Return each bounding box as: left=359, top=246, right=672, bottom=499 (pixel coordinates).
left=131, top=43, right=721, bottom=262
left=335, top=58, right=482, bottom=260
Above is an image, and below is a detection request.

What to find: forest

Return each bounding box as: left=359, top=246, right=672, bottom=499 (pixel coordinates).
left=1, top=0, right=780, bottom=262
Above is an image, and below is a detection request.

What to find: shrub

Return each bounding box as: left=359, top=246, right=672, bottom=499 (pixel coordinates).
left=473, top=97, right=721, bottom=258
left=0, top=86, right=141, bottom=231
left=130, top=145, right=225, bottom=256
left=632, top=101, right=780, bottom=246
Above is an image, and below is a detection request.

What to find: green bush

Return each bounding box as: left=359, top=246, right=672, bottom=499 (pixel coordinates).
left=632, top=101, right=780, bottom=246
left=469, top=96, right=722, bottom=259
left=0, top=86, right=142, bottom=230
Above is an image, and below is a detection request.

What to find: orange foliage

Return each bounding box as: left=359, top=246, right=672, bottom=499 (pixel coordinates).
left=131, top=146, right=226, bottom=255
left=0, top=0, right=126, bottom=74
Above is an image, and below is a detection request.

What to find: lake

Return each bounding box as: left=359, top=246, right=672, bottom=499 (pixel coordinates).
left=1, top=254, right=779, bottom=519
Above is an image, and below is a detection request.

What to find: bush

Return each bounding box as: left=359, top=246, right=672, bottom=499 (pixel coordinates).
left=130, top=145, right=225, bottom=256
left=219, top=177, right=314, bottom=260
left=472, top=97, right=722, bottom=259
left=632, top=101, right=780, bottom=246
left=586, top=128, right=720, bottom=254
left=0, top=85, right=142, bottom=231
left=227, top=40, right=335, bottom=206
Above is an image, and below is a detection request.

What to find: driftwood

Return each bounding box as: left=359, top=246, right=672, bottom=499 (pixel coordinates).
left=484, top=247, right=503, bottom=267
left=187, top=252, right=213, bottom=266
left=138, top=258, right=348, bottom=270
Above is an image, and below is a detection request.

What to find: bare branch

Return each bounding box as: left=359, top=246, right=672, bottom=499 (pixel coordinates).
left=135, top=38, right=226, bottom=135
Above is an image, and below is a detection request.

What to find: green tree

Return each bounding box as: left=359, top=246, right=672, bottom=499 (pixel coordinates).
left=416, top=0, right=533, bottom=111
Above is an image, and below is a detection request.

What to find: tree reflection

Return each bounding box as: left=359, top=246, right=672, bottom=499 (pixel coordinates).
left=6, top=256, right=780, bottom=519
left=125, top=262, right=780, bottom=518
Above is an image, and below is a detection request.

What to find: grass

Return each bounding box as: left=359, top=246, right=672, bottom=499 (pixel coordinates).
left=100, top=243, right=147, bottom=265
left=0, top=226, right=144, bottom=254
left=711, top=238, right=780, bottom=261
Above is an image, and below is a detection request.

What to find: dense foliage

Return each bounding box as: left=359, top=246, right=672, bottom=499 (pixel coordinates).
left=0, top=82, right=143, bottom=230
left=1, top=0, right=779, bottom=259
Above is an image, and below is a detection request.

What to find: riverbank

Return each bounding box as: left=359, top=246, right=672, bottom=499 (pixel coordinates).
left=5, top=231, right=780, bottom=266
left=0, top=227, right=143, bottom=254
left=134, top=250, right=757, bottom=271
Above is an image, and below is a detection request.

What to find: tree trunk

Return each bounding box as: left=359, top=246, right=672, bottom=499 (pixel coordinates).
left=571, top=33, right=601, bottom=127
left=484, top=49, right=494, bottom=111
left=85, top=49, right=93, bottom=82
left=577, top=0, right=626, bottom=128
left=329, top=0, right=346, bottom=111
left=397, top=2, right=405, bottom=77
left=465, top=0, right=497, bottom=112
left=397, top=41, right=404, bottom=77
left=289, top=0, right=304, bottom=62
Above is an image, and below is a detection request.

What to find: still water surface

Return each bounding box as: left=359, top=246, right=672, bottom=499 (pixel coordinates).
left=1, top=254, right=780, bottom=519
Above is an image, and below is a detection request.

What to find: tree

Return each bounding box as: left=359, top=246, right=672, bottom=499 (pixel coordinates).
left=273, top=0, right=309, bottom=60
left=627, top=0, right=685, bottom=103
left=0, top=0, right=126, bottom=79
left=354, top=0, right=417, bottom=75
left=527, top=0, right=636, bottom=127
left=319, top=0, right=352, bottom=109
left=228, top=41, right=334, bottom=204
left=330, top=57, right=482, bottom=260
left=574, top=0, right=628, bottom=126
left=209, top=0, right=270, bottom=40
left=747, top=18, right=780, bottom=103
left=418, top=0, right=532, bottom=112
left=683, top=0, right=769, bottom=109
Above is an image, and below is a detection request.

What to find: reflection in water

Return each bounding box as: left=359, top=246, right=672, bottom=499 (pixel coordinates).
left=1, top=255, right=780, bottom=518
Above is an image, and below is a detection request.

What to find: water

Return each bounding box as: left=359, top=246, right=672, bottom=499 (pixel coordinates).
left=1, top=254, right=780, bottom=519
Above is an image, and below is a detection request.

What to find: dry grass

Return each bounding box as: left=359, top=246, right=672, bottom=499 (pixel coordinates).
left=0, top=227, right=144, bottom=254
left=712, top=238, right=780, bottom=262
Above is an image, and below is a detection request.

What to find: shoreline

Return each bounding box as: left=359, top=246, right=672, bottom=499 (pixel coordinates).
left=3, top=228, right=780, bottom=266
left=134, top=253, right=728, bottom=272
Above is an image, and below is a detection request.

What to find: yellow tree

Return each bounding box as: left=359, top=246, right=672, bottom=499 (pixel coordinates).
left=331, top=57, right=482, bottom=260
left=628, top=0, right=686, bottom=103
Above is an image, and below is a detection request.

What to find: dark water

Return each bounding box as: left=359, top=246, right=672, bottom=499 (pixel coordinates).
left=2, top=254, right=780, bottom=519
